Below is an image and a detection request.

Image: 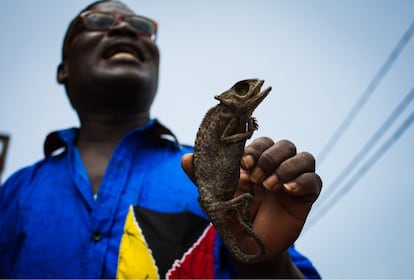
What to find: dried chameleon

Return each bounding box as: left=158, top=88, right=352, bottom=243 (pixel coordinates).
left=193, top=79, right=271, bottom=263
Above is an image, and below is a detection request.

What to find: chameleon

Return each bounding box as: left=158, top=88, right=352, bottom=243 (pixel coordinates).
left=193, top=79, right=271, bottom=264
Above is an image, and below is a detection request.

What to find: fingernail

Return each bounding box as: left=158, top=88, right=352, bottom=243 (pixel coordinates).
left=283, top=182, right=296, bottom=192
left=263, top=174, right=279, bottom=190
left=241, top=155, right=255, bottom=169
left=250, top=167, right=264, bottom=184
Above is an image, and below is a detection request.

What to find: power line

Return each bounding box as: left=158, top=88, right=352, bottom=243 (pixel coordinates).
left=307, top=105, right=414, bottom=229
left=317, top=19, right=414, bottom=165
left=312, top=87, right=414, bottom=217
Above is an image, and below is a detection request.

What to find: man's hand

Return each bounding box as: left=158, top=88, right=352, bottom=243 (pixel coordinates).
left=181, top=136, right=322, bottom=277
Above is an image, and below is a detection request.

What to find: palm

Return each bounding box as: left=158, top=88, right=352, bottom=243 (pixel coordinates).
left=233, top=170, right=312, bottom=261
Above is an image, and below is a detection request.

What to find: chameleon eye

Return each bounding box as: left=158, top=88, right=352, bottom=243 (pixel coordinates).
left=233, top=80, right=250, bottom=96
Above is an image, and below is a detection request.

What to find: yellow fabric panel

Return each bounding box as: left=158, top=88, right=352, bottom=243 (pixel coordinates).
left=116, top=206, right=159, bottom=279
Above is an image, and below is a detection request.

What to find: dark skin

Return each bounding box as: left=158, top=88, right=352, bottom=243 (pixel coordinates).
left=58, top=1, right=322, bottom=278
left=58, top=2, right=159, bottom=193
left=182, top=139, right=321, bottom=277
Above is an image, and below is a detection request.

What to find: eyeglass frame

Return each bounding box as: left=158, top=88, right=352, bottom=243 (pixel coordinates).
left=79, top=10, right=158, bottom=40
left=62, top=10, right=158, bottom=58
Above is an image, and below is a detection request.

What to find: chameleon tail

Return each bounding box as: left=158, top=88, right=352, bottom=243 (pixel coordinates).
left=202, top=194, right=266, bottom=263
left=215, top=211, right=265, bottom=264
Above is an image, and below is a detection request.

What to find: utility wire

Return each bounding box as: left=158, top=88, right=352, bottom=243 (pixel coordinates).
left=317, top=19, right=414, bottom=166
left=307, top=105, right=414, bottom=229
left=312, top=87, right=414, bottom=216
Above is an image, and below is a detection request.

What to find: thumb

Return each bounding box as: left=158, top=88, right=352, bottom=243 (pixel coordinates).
left=181, top=153, right=196, bottom=183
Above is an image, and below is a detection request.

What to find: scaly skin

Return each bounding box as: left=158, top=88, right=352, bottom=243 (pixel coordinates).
left=193, top=79, right=271, bottom=263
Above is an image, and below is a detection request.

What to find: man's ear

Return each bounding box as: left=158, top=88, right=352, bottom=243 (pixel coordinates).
left=57, top=62, right=68, bottom=84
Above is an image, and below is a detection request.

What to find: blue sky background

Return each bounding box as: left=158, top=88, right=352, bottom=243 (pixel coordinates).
left=1, top=0, right=413, bottom=278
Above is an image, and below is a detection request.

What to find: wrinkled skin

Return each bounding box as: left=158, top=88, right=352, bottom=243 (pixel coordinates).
left=182, top=137, right=322, bottom=277
left=193, top=79, right=271, bottom=264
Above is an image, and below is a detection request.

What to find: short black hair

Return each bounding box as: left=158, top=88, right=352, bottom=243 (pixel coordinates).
left=61, top=0, right=125, bottom=60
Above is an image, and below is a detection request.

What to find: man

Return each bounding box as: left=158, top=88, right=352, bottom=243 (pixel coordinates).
left=0, top=0, right=322, bottom=278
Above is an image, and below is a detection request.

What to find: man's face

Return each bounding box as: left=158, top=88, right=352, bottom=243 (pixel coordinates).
left=59, top=1, right=160, bottom=115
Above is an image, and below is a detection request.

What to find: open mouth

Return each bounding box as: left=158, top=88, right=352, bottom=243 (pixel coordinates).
left=104, top=44, right=143, bottom=62
left=214, top=79, right=271, bottom=112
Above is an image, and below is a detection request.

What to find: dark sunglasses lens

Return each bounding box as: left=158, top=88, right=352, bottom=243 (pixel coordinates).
left=127, top=17, right=155, bottom=34
left=84, top=13, right=115, bottom=29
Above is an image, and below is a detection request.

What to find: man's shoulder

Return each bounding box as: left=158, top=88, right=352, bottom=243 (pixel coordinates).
left=1, top=126, right=74, bottom=199
left=1, top=151, right=68, bottom=195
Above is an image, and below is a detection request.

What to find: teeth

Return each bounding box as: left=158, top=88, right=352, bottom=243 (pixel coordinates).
left=110, top=52, right=137, bottom=60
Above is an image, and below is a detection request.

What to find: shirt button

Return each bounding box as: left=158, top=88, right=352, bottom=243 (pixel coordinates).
left=92, top=231, right=102, bottom=242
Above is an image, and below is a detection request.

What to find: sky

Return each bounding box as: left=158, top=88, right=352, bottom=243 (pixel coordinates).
left=1, top=0, right=414, bottom=278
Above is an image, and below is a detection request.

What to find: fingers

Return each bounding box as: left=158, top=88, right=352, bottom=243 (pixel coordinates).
left=272, top=151, right=315, bottom=187
left=283, top=172, right=322, bottom=202
left=241, top=137, right=274, bottom=169
left=184, top=137, right=322, bottom=201
left=242, top=138, right=297, bottom=184
left=242, top=137, right=322, bottom=199
left=181, top=153, right=196, bottom=183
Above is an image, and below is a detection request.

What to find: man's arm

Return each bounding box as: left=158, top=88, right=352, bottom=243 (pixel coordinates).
left=233, top=250, right=304, bottom=278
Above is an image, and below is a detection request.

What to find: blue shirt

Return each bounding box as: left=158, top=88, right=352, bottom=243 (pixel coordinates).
left=0, top=120, right=320, bottom=278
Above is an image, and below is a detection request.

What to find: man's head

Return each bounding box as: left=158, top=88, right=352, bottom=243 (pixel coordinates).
left=57, top=0, right=160, bottom=117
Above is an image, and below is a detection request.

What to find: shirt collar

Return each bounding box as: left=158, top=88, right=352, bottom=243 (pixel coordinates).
left=43, top=119, right=181, bottom=157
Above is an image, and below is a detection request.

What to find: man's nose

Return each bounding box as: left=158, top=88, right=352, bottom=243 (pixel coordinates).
left=108, top=20, right=137, bottom=38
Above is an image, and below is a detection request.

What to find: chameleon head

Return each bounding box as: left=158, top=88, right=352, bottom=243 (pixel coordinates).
left=215, top=79, right=271, bottom=113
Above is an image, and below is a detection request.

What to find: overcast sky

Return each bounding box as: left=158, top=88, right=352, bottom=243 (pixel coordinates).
left=1, top=0, right=414, bottom=278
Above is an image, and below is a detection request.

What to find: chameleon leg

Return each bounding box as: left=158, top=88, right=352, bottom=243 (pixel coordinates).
left=220, top=118, right=256, bottom=144
left=205, top=192, right=253, bottom=213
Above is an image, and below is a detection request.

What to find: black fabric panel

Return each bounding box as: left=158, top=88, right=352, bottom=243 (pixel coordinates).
left=133, top=206, right=209, bottom=277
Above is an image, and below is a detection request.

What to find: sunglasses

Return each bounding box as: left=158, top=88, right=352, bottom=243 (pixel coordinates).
left=79, top=11, right=158, bottom=41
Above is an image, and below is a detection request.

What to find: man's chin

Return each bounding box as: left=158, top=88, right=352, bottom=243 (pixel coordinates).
left=94, top=71, right=154, bottom=90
